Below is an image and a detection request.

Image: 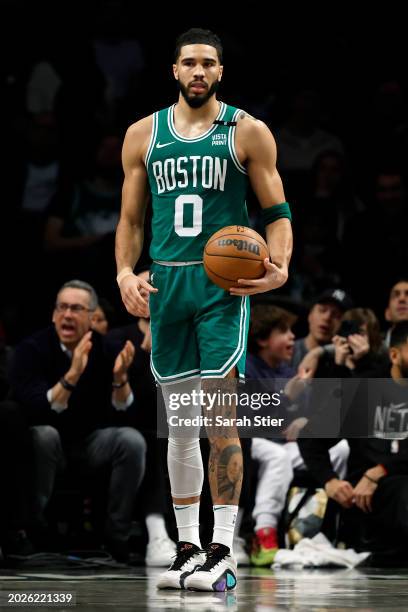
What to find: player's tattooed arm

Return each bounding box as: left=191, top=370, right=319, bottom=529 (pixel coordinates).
left=232, top=113, right=292, bottom=295
left=237, top=110, right=257, bottom=122
left=116, top=115, right=158, bottom=317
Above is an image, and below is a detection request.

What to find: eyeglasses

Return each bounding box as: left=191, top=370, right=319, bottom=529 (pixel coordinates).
left=55, top=302, right=92, bottom=313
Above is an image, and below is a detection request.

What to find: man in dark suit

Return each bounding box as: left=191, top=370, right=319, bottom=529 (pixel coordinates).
left=10, top=280, right=146, bottom=561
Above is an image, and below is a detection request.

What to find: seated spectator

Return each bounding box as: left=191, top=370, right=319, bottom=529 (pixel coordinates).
left=92, top=0, right=146, bottom=127
left=9, top=280, right=146, bottom=562
left=384, top=278, right=408, bottom=346
left=352, top=80, right=407, bottom=175
left=26, top=61, right=62, bottom=115
left=3, top=113, right=61, bottom=336
left=330, top=308, right=389, bottom=376
left=307, top=151, right=364, bottom=244
left=298, top=321, right=408, bottom=557
left=43, top=133, right=123, bottom=300
left=342, top=170, right=408, bottom=312
left=301, top=307, right=390, bottom=379
left=0, top=401, right=34, bottom=559
left=292, top=152, right=364, bottom=298
left=91, top=297, right=117, bottom=335
left=104, top=270, right=177, bottom=567
left=28, top=35, right=106, bottom=170
left=291, top=288, right=352, bottom=370
left=246, top=304, right=349, bottom=566
left=275, top=88, right=344, bottom=202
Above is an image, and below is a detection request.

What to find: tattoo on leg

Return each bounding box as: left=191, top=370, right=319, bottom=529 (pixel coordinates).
left=209, top=442, right=243, bottom=504
left=209, top=440, right=219, bottom=477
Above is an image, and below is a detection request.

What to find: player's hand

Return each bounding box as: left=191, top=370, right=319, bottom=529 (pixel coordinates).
left=324, top=478, right=354, bottom=509
left=119, top=274, right=157, bottom=318
left=113, top=340, right=135, bottom=383
left=229, top=258, right=288, bottom=296
left=68, top=331, right=93, bottom=380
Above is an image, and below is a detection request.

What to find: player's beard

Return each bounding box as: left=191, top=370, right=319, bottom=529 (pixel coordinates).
left=178, top=80, right=219, bottom=108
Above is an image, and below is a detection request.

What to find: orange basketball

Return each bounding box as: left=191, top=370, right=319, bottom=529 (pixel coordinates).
left=203, top=226, right=269, bottom=290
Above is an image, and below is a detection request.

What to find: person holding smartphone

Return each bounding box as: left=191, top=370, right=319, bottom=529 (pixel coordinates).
left=332, top=309, right=389, bottom=376
left=299, top=308, right=389, bottom=378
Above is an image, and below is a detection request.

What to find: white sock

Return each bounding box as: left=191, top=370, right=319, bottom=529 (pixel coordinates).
left=173, top=502, right=201, bottom=548
left=213, top=505, right=238, bottom=551
left=255, top=512, right=278, bottom=531
left=145, top=513, right=169, bottom=543
left=234, top=507, right=244, bottom=539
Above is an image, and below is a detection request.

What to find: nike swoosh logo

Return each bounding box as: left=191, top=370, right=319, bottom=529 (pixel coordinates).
left=174, top=506, right=190, bottom=510
left=214, top=506, right=228, bottom=511
left=156, top=141, right=175, bottom=148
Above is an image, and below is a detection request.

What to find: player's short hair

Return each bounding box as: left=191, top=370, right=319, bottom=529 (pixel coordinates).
left=248, top=304, right=297, bottom=353
left=174, top=28, right=223, bottom=62
left=57, top=280, right=98, bottom=311
left=390, top=321, right=408, bottom=348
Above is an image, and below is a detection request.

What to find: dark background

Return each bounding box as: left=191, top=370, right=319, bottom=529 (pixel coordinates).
left=1, top=1, right=407, bottom=342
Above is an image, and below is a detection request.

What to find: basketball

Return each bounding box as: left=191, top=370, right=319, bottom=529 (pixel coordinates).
left=203, top=226, right=269, bottom=290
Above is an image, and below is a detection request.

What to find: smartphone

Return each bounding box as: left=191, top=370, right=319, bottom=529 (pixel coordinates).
left=337, top=319, right=361, bottom=338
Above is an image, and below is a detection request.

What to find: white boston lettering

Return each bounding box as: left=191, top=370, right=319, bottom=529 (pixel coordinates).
left=176, top=157, right=188, bottom=188
left=152, top=161, right=165, bottom=194
left=151, top=156, right=228, bottom=194
left=202, top=156, right=213, bottom=189
left=190, top=156, right=200, bottom=188
left=164, top=158, right=176, bottom=191
left=214, top=158, right=227, bottom=192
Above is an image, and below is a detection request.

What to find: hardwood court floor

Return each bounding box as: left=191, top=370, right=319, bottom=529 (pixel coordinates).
left=1, top=566, right=408, bottom=610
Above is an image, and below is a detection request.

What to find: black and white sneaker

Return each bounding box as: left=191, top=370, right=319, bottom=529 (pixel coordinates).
left=184, top=542, right=237, bottom=592
left=156, top=541, right=205, bottom=589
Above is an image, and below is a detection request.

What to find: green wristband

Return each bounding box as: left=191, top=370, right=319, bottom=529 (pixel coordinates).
left=262, top=202, right=292, bottom=226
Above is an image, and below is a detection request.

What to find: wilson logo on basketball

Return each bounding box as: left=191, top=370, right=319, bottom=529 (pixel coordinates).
left=204, top=226, right=268, bottom=290
left=217, top=238, right=260, bottom=256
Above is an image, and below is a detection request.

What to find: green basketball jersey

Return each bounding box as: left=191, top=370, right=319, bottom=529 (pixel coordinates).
left=145, top=102, right=249, bottom=262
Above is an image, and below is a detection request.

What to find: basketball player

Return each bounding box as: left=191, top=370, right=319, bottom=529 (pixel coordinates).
left=115, top=28, right=292, bottom=591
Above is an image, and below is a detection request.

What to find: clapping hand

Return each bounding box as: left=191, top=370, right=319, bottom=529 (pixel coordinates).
left=113, top=340, right=135, bottom=383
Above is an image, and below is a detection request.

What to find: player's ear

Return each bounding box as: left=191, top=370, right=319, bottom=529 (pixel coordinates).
left=173, top=64, right=179, bottom=80
left=218, top=65, right=223, bottom=81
